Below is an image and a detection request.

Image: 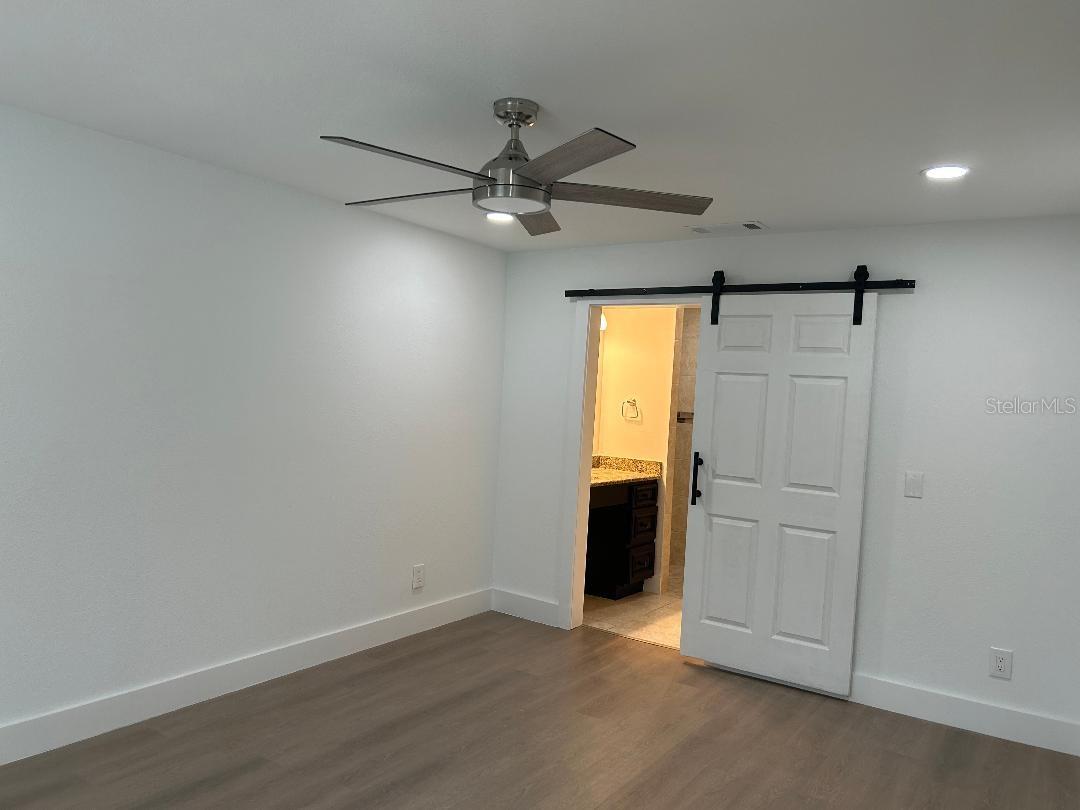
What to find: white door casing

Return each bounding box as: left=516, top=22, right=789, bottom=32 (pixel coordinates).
left=680, top=293, right=877, bottom=695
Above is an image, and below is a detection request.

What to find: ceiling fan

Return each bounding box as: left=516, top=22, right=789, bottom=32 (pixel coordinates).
left=321, top=98, right=713, bottom=236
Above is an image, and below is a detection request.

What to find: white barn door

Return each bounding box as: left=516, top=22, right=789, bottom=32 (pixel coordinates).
left=680, top=292, right=877, bottom=695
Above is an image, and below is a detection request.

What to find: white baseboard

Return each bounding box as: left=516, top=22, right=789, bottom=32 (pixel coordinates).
left=852, top=673, right=1080, bottom=757
left=491, top=587, right=563, bottom=627
left=0, top=589, right=492, bottom=766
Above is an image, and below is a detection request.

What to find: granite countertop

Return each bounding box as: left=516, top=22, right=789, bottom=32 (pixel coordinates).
left=590, top=467, right=661, bottom=486
left=589, top=455, right=662, bottom=487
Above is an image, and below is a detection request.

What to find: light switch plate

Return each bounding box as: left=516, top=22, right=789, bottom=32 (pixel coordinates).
left=904, top=471, right=925, bottom=498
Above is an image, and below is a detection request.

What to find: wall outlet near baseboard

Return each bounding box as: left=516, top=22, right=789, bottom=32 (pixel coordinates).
left=411, top=564, right=425, bottom=591
left=990, top=647, right=1013, bottom=679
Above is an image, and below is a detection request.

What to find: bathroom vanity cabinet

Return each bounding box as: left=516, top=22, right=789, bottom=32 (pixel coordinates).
left=584, top=479, right=659, bottom=600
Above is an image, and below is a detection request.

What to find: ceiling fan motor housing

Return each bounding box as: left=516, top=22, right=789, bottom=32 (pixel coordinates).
left=472, top=98, right=551, bottom=214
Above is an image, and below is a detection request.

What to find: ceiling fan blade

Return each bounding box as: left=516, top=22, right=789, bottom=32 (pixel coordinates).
left=321, top=136, right=492, bottom=182
left=551, top=182, right=712, bottom=215
left=345, top=188, right=473, bottom=206
left=517, top=129, right=635, bottom=185
left=516, top=210, right=561, bottom=236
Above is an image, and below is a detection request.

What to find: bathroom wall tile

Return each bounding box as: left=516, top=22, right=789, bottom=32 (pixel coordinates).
left=679, top=341, right=697, bottom=377
left=683, top=312, right=701, bottom=337
left=671, top=498, right=688, bottom=530
left=678, top=370, right=696, bottom=406
left=675, top=423, right=693, bottom=461
left=672, top=478, right=690, bottom=508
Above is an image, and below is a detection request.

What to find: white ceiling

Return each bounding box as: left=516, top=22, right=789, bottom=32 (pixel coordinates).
left=2, top=0, right=1078, bottom=251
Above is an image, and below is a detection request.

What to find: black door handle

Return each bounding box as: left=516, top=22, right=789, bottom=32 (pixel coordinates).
left=691, top=452, right=704, bottom=505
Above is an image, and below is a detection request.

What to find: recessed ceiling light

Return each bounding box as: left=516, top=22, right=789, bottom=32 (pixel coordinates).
left=485, top=212, right=515, bottom=224
left=923, top=165, right=970, bottom=181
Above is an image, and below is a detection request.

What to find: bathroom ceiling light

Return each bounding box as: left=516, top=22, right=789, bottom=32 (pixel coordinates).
left=923, top=165, right=970, bottom=181
left=485, top=212, right=515, bottom=223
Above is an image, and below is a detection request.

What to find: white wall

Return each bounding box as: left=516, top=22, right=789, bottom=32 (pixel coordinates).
left=493, top=216, right=1080, bottom=753
left=0, top=104, right=505, bottom=759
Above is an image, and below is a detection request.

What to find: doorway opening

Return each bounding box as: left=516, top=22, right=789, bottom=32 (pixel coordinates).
left=563, top=291, right=879, bottom=694
left=579, top=304, right=700, bottom=648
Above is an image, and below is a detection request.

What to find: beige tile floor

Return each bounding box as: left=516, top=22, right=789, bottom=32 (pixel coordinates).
left=582, top=591, right=683, bottom=649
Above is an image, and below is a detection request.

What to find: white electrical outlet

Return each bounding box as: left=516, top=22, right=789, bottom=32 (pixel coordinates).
left=990, top=647, right=1013, bottom=680
left=411, top=564, right=425, bottom=591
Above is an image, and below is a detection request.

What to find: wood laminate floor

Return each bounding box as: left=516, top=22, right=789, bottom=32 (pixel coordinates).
left=2, top=611, right=1077, bottom=809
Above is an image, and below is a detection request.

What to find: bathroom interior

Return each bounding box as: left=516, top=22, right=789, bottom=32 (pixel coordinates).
left=582, top=304, right=700, bottom=648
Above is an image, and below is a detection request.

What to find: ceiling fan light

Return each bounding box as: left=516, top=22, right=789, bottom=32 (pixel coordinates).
left=923, top=164, right=970, bottom=181
left=486, top=212, right=515, bottom=223
left=476, top=197, right=549, bottom=214
left=474, top=195, right=549, bottom=214
left=472, top=183, right=551, bottom=214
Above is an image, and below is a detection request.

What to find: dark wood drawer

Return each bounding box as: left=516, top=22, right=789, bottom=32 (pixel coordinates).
left=590, top=483, right=629, bottom=509
left=629, top=544, right=655, bottom=583
left=631, top=507, right=657, bottom=539
left=631, top=481, right=658, bottom=508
